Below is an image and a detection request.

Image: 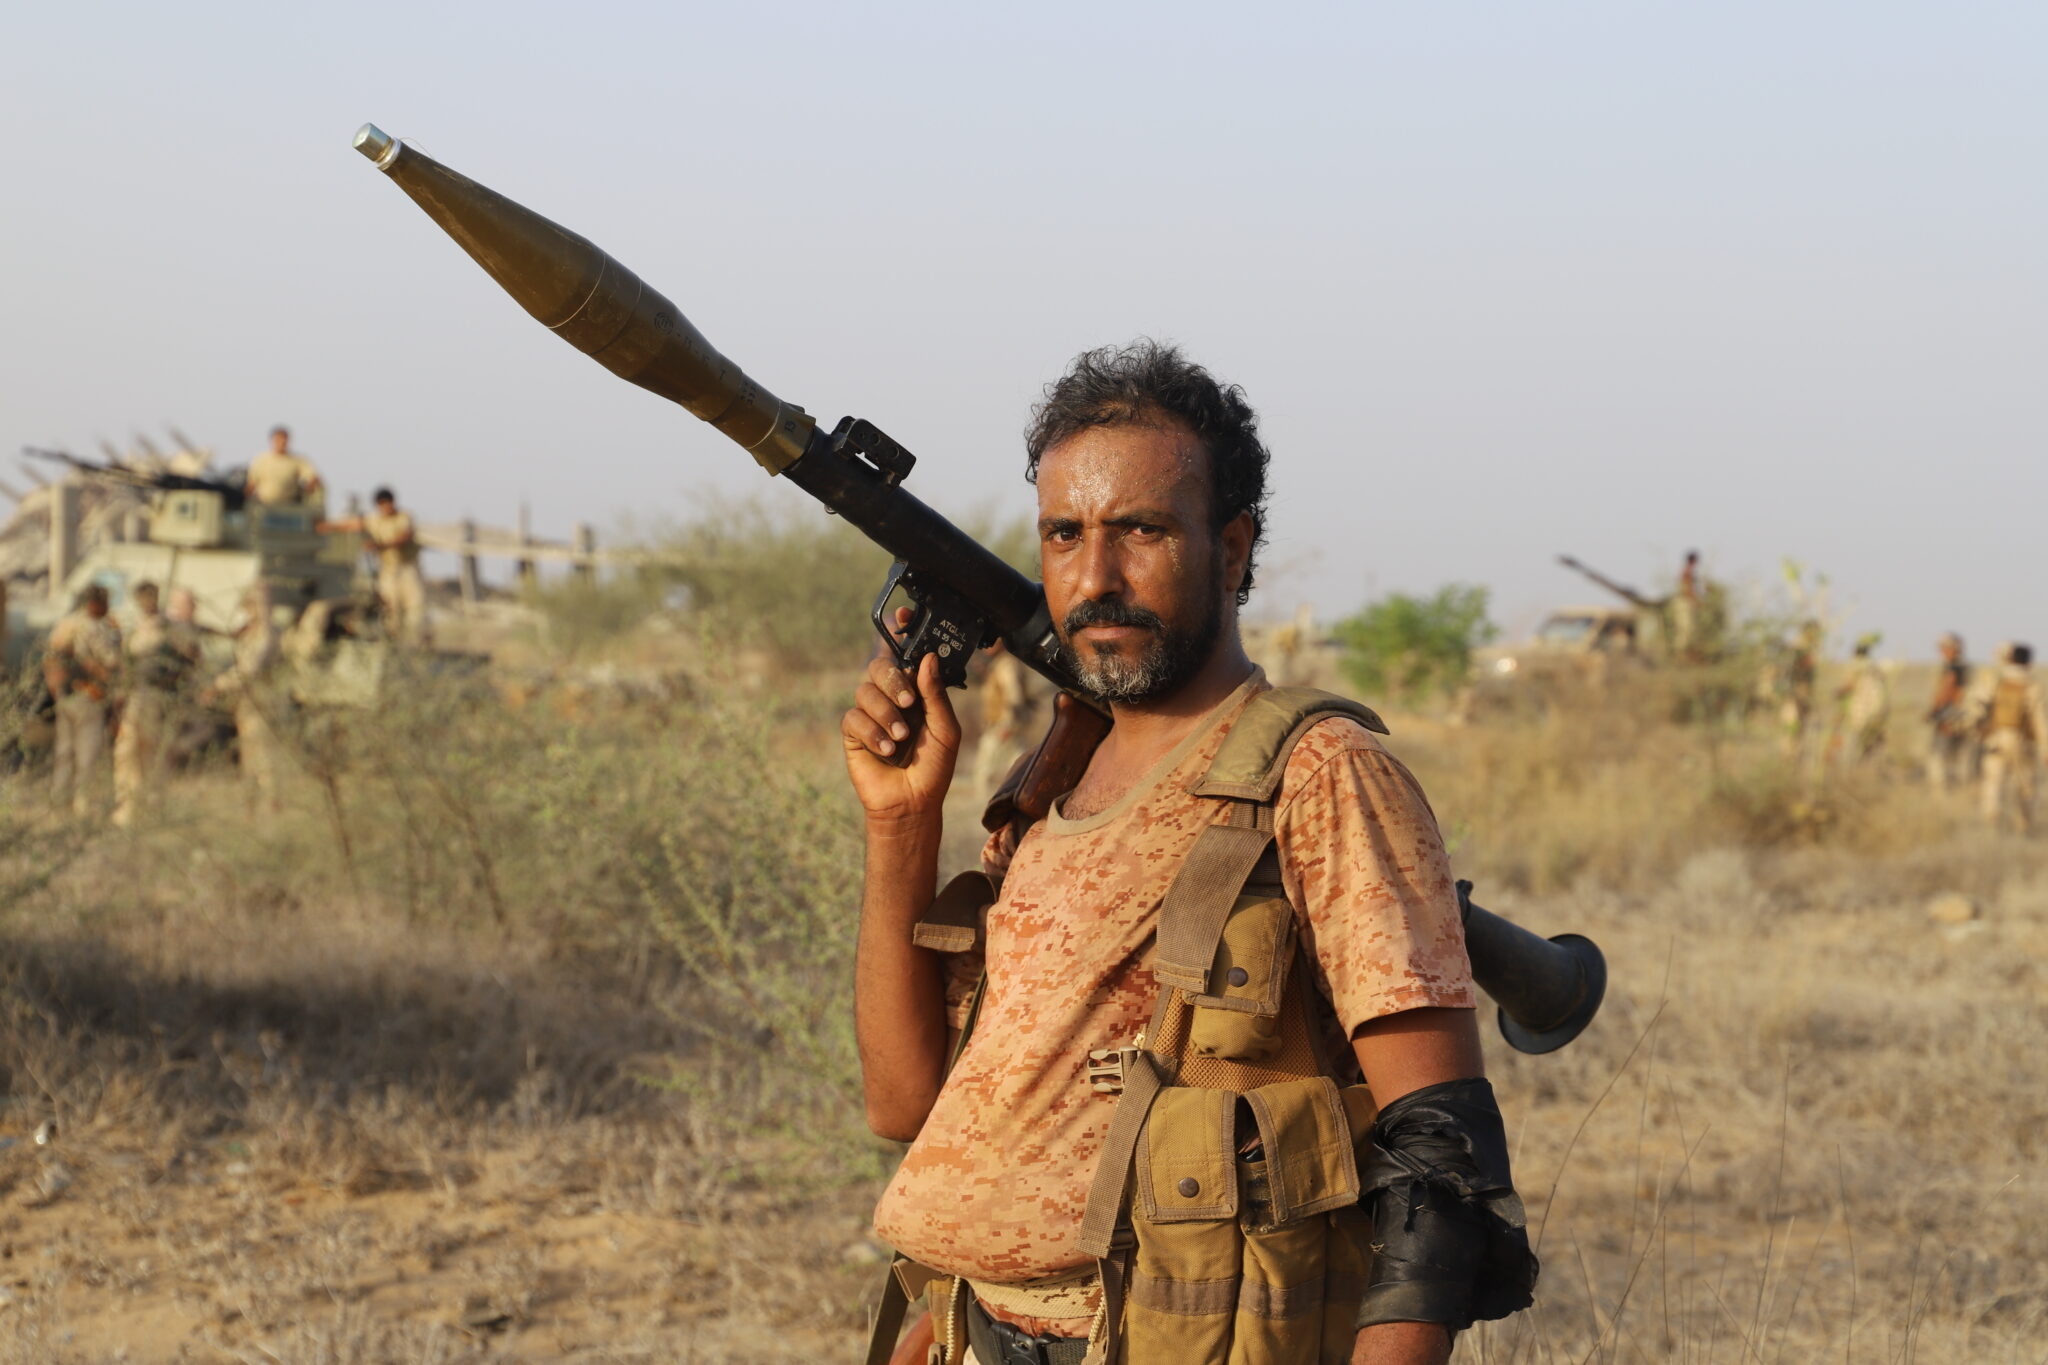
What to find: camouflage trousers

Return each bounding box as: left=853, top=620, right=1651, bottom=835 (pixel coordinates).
left=1980, top=731, right=2038, bottom=833
left=51, top=693, right=107, bottom=818
left=112, top=689, right=172, bottom=828
left=1927, top=727, right=1976, bottom=792
left=379, top=565, right=427, bottom=645
left=235, top=697, right=282, bottom=812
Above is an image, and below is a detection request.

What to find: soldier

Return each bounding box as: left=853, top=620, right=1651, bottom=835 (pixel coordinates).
left=1970, top=642, right=2047, bottom=833
left=970, top=644, right=1033, bottom=800
left=244, top=425, right=324, bottom=508
left=1925, top=632, right=1972, bottom=790
left=1778, top=620, right=1823, bottom=758
left=112, top=581, right=205, bottom=827
left=203, top=586, right=285, bottom=812
left=44, top=585, right=122, bottom=816
left=1671, top=550, right=1702, bottom=661
left=328, top=487, right=426, bottom=643
left=1832, top=632, right=1889, bottom=764
left=844, top=342, right=1533, bottom=1364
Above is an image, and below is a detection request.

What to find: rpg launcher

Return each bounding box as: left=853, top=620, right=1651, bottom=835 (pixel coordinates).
left=349, top=122, right=1101, bottom=790
left=351, top=124, right=1605, bottom=1054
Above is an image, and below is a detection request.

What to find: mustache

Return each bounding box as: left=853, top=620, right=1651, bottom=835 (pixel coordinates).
left=1063, top=599, right=1165, bottom=635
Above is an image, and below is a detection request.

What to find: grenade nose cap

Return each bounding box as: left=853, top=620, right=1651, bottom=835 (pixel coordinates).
left=353, top=123, right=400, bottom=169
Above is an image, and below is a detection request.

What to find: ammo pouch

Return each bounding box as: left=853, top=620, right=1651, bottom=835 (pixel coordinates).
left=1067, top=689, right=1400, bottom=1365
left=1123, top=1077, right=1377, bottom=1365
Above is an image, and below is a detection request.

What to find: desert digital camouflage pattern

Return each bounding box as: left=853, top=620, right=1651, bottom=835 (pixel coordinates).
left=874, top=672, right=1475, bottom=1300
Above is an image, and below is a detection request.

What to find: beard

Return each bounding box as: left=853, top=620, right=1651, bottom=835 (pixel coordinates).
left=1059, top=586, right=1224, bottom=706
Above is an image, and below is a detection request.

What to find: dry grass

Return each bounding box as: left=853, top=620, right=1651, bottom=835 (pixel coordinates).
left=0, top=606, right=2044, bottom=1362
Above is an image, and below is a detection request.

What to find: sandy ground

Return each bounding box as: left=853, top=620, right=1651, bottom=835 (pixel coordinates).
left=0, top=1136, right=884, bottom=1364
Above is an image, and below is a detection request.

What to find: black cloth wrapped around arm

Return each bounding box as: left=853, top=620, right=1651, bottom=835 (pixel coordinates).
left=1355, top=1077, right=1539, bottom=1331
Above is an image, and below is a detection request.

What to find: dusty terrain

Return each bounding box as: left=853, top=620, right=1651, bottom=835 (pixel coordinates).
left=3, top=622, right=2045, bottom=1363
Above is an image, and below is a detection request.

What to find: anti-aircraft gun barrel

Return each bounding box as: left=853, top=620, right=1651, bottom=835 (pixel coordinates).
left=23, top=447, right=245, bottom=508
left=1556, top=554, right=1662, bottom=611
left=350, top=123, right=1074, bottom=699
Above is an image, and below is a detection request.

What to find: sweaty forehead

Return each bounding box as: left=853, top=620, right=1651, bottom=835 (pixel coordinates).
left=1035, top=421, right=1208, bottom=519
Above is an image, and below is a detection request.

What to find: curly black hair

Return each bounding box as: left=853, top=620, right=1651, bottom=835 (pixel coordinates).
left=1024, top=340, right=1270, bottom=606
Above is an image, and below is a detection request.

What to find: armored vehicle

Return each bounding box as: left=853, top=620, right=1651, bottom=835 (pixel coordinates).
left=5, top=457, right=389, bottom=708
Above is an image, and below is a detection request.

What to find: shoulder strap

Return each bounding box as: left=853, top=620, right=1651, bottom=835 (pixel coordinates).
left=1190, top=687, right=1388, bottom=803
left=1154, top=688, right=1387, bottom=992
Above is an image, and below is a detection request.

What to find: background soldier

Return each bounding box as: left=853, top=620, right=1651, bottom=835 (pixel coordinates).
left=44, top=585, right=122, bottom=817
left=1778, top=620, right=1823, bottom=758
left=969, top=643, right=1032, bottom=801
left=1671, top=549, right=1702, bottom=661
left=1971, top=642, right=2047, bottom=833
left=203, top=586, right=285, bottom=812
left=1831, top=632, right=1889, bottom=764
left=1925, top=631, right=1972, bottom=790
left=112, top=581, right=204, bottom=828
left=327, top=487, right=426, bottom=643
left=244, top=424, right=324, bottom=508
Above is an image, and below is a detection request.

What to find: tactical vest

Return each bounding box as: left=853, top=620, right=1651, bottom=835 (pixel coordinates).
left=870, top=688, right=1396, bottom=1365
left=1990, top=677, right=2035, bottom=739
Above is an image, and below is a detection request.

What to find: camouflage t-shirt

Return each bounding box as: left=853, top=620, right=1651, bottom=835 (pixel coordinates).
left=872, top=672, right=1477, bottom=1286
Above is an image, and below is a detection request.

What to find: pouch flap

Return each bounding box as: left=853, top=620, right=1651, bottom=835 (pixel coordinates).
left=1153, top=825, right=1275, bottom=993
left=1244, top=1077, right=1361, bottom=1223
left=911, top=871, right=995, bottom=954
left=1185, top=891, right=1296, bottom=1016
left=893, top=1258, right=946, bottom=1302
left=1135, top=1086, right=1239, bottom=1223
left=1339, top=1084, right=1378, bottom=1141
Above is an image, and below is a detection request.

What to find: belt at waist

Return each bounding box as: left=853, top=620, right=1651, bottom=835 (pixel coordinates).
left=965, top=1295, right=1090, bottom=1365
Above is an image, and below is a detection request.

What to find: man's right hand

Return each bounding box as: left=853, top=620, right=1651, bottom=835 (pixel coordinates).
left=841, top=614, right=962, bottom=827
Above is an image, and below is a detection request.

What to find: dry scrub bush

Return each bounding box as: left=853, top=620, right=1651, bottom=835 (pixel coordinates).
left=527, top=496, right=1036, bottom=670
left=1399, top=684, right=1958, bottom=895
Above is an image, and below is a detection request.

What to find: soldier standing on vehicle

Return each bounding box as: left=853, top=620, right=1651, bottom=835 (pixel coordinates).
left=44, top=585, right=122, bottom=817
left=326, top=487, right=425, bottom=643
left=1671, top=550, right=1702, bottom=661
left=1970, top=642, right=2048, bottom=833
left=203, top=586, right=285, bottom=812
left=1925, top=632, right=1972, bottom=791
left=112, top=581, right=204, bottom=827
left=244, top=425, right=324, bottom=508
left=843, top=342, right=1533, bottom=1365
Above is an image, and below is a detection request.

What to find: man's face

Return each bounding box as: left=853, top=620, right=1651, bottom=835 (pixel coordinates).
left=85, top=596, right=107, bottom=619
left=270, top=429, right=289, bottom=454
left=169, top=592, right=196, bottom=623
left=376, top=496, right=396, bottom=515
left=136, top=590, right=159, bottom=616
left=1035, top=418, right=1249, bottom=705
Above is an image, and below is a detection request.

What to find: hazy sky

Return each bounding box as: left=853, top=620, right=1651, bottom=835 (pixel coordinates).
left=5, top=2, right=2042, bottom=655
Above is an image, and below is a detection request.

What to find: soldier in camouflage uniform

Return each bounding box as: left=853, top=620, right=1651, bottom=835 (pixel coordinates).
left=842, top=343, right=1531, bottom=1365
left=44, top=585, right=122, bottom=817
left=1970, top=642, right=2048, bottom=833
left=112, top=582, right=205, bottom=828
left=1924, top=632, right=1972, bottom=791
left=1831, top=633, right=1888, bottom=765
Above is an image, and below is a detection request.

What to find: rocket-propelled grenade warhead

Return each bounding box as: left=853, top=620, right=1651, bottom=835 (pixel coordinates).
left=351, top=123, right=814, bottom=473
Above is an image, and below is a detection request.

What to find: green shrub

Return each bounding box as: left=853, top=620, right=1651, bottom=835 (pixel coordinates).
left=1333, top=584, right=1497, bottom=701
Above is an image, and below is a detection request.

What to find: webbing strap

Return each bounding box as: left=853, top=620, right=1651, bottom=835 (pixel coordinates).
left=1075, top=1050, right=1167, bottom=1258
left=863, top=1255, right=915, bottom=1365
left=1083, top=1248, right=1133, bottom=1365
left=1151, top=816, right=1275, bottom=994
